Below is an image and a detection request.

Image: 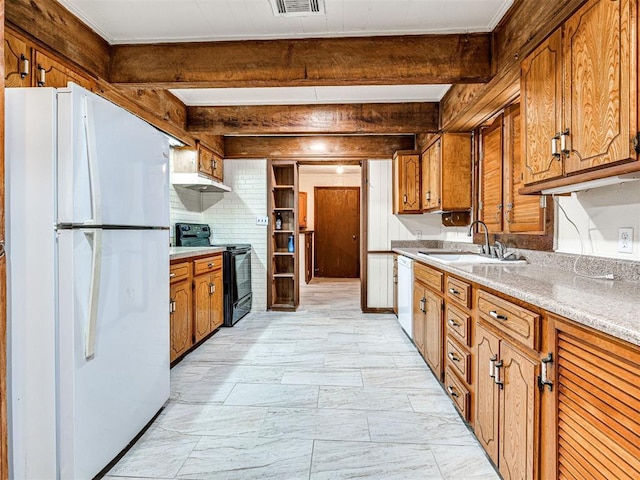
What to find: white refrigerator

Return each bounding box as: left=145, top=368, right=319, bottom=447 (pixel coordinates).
left=6, top=84, right=170, bottom=479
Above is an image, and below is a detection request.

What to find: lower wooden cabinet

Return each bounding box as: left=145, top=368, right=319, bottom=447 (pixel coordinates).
left=169, top=278, right=192, bottom=362
left=413, top=274, right=444, bottom=381
left=193, top=255, right=224, bottom=342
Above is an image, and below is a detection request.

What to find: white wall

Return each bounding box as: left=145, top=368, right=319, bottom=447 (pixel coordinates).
left=298, top=170, right=361, bottom=229
left=170, top=159, right=269, bottom=311
left=555, top=181, right=640, bottom=260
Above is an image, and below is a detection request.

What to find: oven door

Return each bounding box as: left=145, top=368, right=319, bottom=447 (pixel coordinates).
left=230, top=249, right=252, bottom=303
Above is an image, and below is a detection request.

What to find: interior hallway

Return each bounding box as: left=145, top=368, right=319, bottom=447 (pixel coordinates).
left=106, top=279, right=498, bottom=479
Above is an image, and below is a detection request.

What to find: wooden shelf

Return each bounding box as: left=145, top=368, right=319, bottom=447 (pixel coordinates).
left=273, top=273, right=295, bottom=278
left=274, top=207, right=294, bottom=211
left=273, top=185, right=294, bottom=190
left=273, top=251, right=294, bottom=255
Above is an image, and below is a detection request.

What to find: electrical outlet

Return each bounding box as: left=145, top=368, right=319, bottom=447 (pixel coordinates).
left=416, top=230, right=422, bottom=240
left=618, top=227, right=633, bottom=253
left=256, top=216, right=269, bottom=226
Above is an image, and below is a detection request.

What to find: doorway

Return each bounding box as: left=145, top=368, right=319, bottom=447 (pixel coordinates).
left=314, top=186, right=360, bottom=278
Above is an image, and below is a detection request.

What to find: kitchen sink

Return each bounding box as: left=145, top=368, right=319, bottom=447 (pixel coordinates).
left=417, top=251, right=527, bottom=265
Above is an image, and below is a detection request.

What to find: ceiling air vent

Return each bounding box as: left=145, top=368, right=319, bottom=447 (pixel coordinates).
left=270, top=0, right=325, bottom=17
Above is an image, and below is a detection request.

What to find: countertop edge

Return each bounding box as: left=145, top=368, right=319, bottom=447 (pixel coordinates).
left=170, top=246, right=227, bottom=261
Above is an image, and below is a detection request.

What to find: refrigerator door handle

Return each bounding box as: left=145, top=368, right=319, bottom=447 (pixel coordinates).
left=84, top=229, right=103, bottom=360
left=82, top=95, right=102, bottom=226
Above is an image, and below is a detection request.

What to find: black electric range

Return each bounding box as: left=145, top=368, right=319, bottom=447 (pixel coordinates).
left=175, top=223, right=252, bottom=326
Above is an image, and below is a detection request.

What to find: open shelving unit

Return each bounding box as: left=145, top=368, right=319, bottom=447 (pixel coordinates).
left=267, top=160, right=299, bottom=310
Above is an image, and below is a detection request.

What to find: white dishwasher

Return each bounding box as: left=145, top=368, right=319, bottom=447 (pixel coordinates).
left=397, top=255, right=414, bottom=339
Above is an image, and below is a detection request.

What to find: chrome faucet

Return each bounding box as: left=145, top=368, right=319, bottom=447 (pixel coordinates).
left=494, top=240, right=506, bottom=259
left=468, top=220, right=491, bottom=256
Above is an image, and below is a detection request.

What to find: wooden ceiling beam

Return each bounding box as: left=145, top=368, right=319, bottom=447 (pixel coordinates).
left=224, top=135, right=415, bottom=159
left=187, top=102, right=439, bottom=135
left=109, top=34, right=492, bottom=88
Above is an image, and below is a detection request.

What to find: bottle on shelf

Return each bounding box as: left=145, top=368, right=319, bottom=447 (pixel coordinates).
left=288, top=234, right=294, bottom=252
left=275, top=212, right=282, bottom=230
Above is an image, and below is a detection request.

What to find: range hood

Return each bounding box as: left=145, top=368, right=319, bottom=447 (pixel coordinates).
left=170, top=146, right=231, bottom=193
left=171, top=173, right=231, bottom=193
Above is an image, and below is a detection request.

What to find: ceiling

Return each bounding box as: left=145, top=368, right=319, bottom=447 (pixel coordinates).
left=57, top=0, right=513, bottom=108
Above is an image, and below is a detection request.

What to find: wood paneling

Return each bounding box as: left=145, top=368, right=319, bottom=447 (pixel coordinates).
left=480, top=116, right=504, bottom=233
left=440, top=0, right=588, bottom=131
left=110, top=34, right=491, bottom=87
left=224, top=135, right=414, bottom=160
left=6, top=0, right=110, bottom=79
left=314, top=187, right=360, bottom=278
left=366, top=253, right=394, bottom=309
left=188, top=102, right=439, bottom=135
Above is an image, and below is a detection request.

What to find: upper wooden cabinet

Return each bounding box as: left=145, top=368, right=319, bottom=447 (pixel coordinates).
left=421, top=134, right=472, bottom=213
left=480, top=104, right=546, bottom=235
left=197, top=143, right=224, bottom=182
left=392, top=150, right=421, bottom=214
left=521, top=0, right=638, bottom=191
left=298, top=191, right=308, bottom=229
left=4, top=31, right=30, bottom=87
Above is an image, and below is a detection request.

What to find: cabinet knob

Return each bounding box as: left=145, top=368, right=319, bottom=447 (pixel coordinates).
left=208, top=262, right=215, bottom=268
left=169, top=272, right=176, bottom=278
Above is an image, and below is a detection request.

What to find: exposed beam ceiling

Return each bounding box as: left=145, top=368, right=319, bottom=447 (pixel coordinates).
left=187, top=103, right=439, bottom=135
left=109, top=34, right=492, bottom=88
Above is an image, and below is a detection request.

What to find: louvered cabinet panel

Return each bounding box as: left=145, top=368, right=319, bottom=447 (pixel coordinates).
left=480, top=115, right=504, bottom=233
left=521, top=29, right=564, bottom=184
left=563, top=0, right=636, bottom=174
left=556, top=330, right=640, bottom=480
left=504, top=103, right=545, bottom=233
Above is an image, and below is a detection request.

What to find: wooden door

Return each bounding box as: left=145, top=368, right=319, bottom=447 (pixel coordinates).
left=298, top=191, right=308, bottom=228
left=563, top=0, right=636, bottom=174
left=428, top=140, right=441, bottom=210
left=476, top=323, right=500, bottom=465
left=210, top=269, right=223, bottom=330
left=170, top=279, right=192, bottom=362
left=412, top=283, right=425, bottom=356
left=504, top=103, right=545, bottom=233
left=480, top=116, right=504, bottom=233
left=499, top=341, right=538, bottom=480
left=521, top=29, right=564, bottom=184
left=4, top=31, right=30, bottom=87
left=423, top=289, right=443, bottom=380
left=193, top=273, right=213, bottom=342
left=314, top=187, right=360, bottom=278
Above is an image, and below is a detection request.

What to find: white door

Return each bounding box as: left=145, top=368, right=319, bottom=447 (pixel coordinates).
left=57, top=228, right=169, bottom=480
left=57, top=83, right=169, bottom=228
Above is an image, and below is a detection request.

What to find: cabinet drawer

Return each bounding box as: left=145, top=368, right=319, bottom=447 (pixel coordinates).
left=446, top=305, right=471, bottom=347
left=446, top=276, right=471, bottom=308
left=170, top=262, right=191, bottom=283
left=444, top=367, right=470, bottom=420
left=194, top=254, right=222, bottom=275
left=414, top=262, right=443, bottom=292
left=445, top=337, right=471, bottom=384
left=477, top=290, right=540, bottom=351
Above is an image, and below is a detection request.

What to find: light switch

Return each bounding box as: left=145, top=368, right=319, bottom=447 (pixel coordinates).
left=256, top=216, right=269, bottom=226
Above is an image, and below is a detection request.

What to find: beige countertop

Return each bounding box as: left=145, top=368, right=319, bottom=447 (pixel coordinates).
left=394, top=247, right=640, bottom=347
left=170, top=246, right=226, bottom=261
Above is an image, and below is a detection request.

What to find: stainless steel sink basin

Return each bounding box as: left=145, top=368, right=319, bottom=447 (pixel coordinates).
left=417, top=251, right=526, bottom=265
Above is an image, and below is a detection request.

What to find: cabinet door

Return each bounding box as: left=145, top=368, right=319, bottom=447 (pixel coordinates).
left=480, top=116, right=504, bottom=233
left=198, top=146, right=214, bottom=177
left=34, top=50, right=95, bottom=90
left=499, top=341, right=538, bottom=480
left=476, top=323, right=500, bottom=464
left=521, top=29, right=564, bottom=184
left=193, top=273, right=213, bottom=342
left=211, top=153, right=224, bottom=181
left=210, top=270, right=224, bottom=330
left=299, top=191, right=308, bottom=228
left=563, top=0, right=636, bottom=174
left=4, top=32, right=31, bottom=87
left=400, top=154, right=421, bottom=213
left=170, top=279, right=192, bottom=362
left=305, top=233, right=313, bottom=284
left=424, top=289, right=443, bottom=380
left=504, top=103, right=545, bottom=233
left=428, top=140, right=441, bottom=210
left=421, top=148, right=431, bottom=210
left=412, top=283, right=425, bottom=355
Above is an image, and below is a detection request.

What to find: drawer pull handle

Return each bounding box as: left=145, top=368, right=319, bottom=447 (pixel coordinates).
left=448, top=287, right=460, bottom=296
left=538, top=353, right=554, bottom=392
left=489, top=310, right=508, bottom=321
left=447, top=386, right=459, bottom=398
left=209, top=283, right=215, bottom=294
left=448, top=352, right=460, bottom=362
left=489, top=354, right=497, bottom=378
left=207, top=262, right=215, bottom=268
left=448, top=319, right=461, bottom=327
left=169, top=272, right=176, bottom=278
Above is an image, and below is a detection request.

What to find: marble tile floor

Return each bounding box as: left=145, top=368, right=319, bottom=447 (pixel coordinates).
left=106, top=279, right=499, bottom=480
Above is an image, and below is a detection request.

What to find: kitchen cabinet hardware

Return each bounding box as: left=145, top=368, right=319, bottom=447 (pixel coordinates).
left=37, top=64, right=46, bottom=86
left=447, top=385, right=459, bottom=398
left=447, top=351, right=460, bottom=363
left=551, top=133, right=561, bottom=158
left=19, top=54, right=29, bottom=79
left=494, top=360, right=504, bottom=389
left=207, top=262, right=215, bottom=268
left=209, top=282, right=215, bottom=295
left=489, top=354, right=497, bottom=378
left=419, top=297, right=426, bottom=313
left=169, top=272, right=176, bottom=278
left=448, top=287, right=460, bottom=296
left=537, top=352, right=553, bottom=391
left=0, top=241, right=5, bottom=259
left=489, top=310, right=508, bottom=321
left=560, top=129, right=570, bottom=156
left=633, top=132, right=640, bottom=154
left=448, top=318, right=461, bottom=327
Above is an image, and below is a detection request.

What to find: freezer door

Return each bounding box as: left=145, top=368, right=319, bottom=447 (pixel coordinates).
left=57, top=228, right=170, bottom=480
left=57, top=83, right=169, bottom=227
